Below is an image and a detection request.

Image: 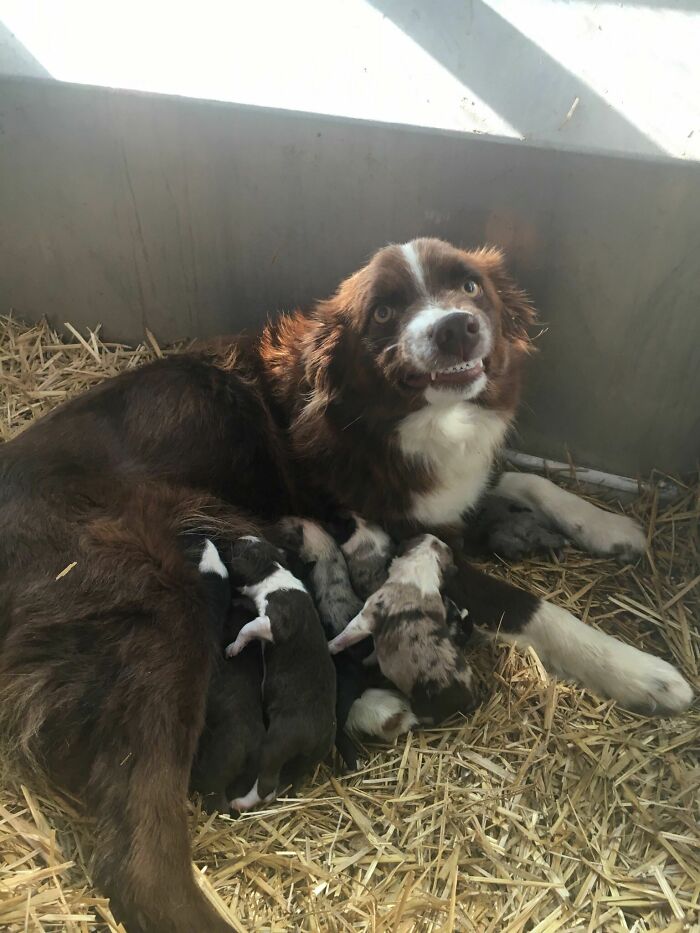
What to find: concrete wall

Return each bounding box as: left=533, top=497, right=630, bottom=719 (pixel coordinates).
left=1, top=76, right=699, bottom=476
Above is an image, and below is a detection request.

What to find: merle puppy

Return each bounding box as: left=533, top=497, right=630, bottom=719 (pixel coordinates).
left=225, top=536, right=336, bottom=809
left=330, top=513, right=395, bottom=601
left=329, top=535, right=476, bottom=724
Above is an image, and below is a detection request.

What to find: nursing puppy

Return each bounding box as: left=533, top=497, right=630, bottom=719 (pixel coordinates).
left=191, top=595, right=265, bottom=814
left=276, top=517, right=362, bottom=637
left=330, top=513, right=394, bottom=601
left=275, top=517, right=368, bottom=768
left=329, top=535, right=476, bottom=724
left=225, top=536, right=336, bottom=809
left=179, top=536, right=265, bottom=814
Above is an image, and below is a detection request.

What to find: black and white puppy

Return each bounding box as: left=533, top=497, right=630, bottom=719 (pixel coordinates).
left=275, top=517, right=369, bottom=769
left=191, top=595, right=266, bottom=814
left=181, top=536, right=266, bottom=814
left=225, top=536, right=336, bottom=810
left=329, top=535, right=477, bottom=724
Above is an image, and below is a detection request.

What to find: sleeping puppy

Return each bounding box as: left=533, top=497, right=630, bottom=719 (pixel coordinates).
left=275, top=517, right=368, bottom=769
left=181, top=535, right=265, bottom=814
left=329, top=513, right=394, bottom=601
left=224, top=536, right=336, bottom=810
left=329, top=535, right=477, bottom=724
left=191, top=595, right=266, bottom=815
left=275, top=517, right=362, bottom=637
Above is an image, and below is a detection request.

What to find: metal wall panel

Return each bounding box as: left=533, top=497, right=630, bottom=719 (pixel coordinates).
left=1, top=77, right=699, bottom=475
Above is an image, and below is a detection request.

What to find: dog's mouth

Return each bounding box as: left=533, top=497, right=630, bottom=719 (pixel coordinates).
left=402, top=358, right=486, bottom=390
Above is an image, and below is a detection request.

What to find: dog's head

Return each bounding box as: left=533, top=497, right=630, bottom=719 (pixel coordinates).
left=307, top=237, right=536, bottom=415
left=229, top=535, right=287, bottom=585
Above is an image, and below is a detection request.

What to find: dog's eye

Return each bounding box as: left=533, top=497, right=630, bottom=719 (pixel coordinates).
left=463, top=279, right=481, bottom=296
left=373, top=306, right=394, bottom=324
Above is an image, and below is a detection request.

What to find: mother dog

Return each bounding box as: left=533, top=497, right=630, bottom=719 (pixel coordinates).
left=0, top=238, right=691, bottom=931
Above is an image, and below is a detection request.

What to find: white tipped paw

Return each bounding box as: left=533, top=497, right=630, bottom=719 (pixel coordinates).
left=593, top=645, right=693, bottom=716
left=230, top=780, right=276, bottom=812
left=346, top=688, right=418, bottom=742
left=577, top=511, right=646, bottom=562
left=224, top=639, right=242, bottom=658
left=520, top=603, right=692, bottom=718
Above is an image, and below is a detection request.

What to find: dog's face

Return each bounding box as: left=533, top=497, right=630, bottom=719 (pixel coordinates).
left=321, top=237, right=535, bottom=413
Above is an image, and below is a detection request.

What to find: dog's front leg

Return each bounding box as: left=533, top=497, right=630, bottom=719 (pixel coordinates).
left=493, top=472, right=646, bottom=561
left=445, top=553, right=692, bottom=716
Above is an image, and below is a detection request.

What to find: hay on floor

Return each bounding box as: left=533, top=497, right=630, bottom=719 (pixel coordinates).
left=0, top=316, right=698, bottom=933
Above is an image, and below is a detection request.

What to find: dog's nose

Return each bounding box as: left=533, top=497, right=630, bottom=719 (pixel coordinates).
left=434, top=312, right=481, bottom=360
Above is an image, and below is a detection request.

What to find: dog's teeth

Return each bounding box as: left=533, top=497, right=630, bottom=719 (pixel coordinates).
left=430, top=371, right=436, bottom=381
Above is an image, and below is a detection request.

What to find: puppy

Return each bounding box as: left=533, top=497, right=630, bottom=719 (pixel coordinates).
left=276, top=517, right=362, bottom=637
left=275, top=517, right=369, bottom=769
left=329, top=535, right=476, bottom=724
left=190, top=595, right=266, bottom=814
left=225, top=536, right=336, bottom=810
left=329, top=513, right=394, bottom=601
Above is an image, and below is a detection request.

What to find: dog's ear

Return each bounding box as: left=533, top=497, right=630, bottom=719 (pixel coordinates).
left=468, top=246, right=536, bottom=349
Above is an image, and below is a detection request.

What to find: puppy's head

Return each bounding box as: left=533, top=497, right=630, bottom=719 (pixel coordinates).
left=311, top=237, right=535, bottom=414
left=229, top=535, right=286, bottom=585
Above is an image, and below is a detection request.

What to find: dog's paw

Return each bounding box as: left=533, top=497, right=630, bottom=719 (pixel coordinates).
left=520, top=602, right=692, bottom=717
left=576, top=637, right=693, bottom=715
left=574, top=511, right=646, bottom=562
left=604, top=649, right=694, bottom=716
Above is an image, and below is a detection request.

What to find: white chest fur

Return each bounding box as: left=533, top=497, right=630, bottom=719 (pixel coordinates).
left=396, top=402, right=509, bottom=527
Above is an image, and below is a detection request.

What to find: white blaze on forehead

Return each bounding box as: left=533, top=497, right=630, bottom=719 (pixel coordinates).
left=400, top=242, right=428, bottom=295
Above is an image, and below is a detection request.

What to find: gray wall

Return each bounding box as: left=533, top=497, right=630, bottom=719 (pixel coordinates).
left=1, top=76, right=699, bottom=476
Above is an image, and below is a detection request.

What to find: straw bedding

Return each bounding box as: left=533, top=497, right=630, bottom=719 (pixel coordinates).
left=0, top=316, right=697, bottom=933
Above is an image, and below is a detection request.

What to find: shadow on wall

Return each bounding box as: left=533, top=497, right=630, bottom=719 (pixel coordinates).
left=368, top=0, right=664, bottom=157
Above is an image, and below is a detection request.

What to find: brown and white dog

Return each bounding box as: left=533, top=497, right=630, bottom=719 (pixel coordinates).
left=0, top=237, right=692, bottom=931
